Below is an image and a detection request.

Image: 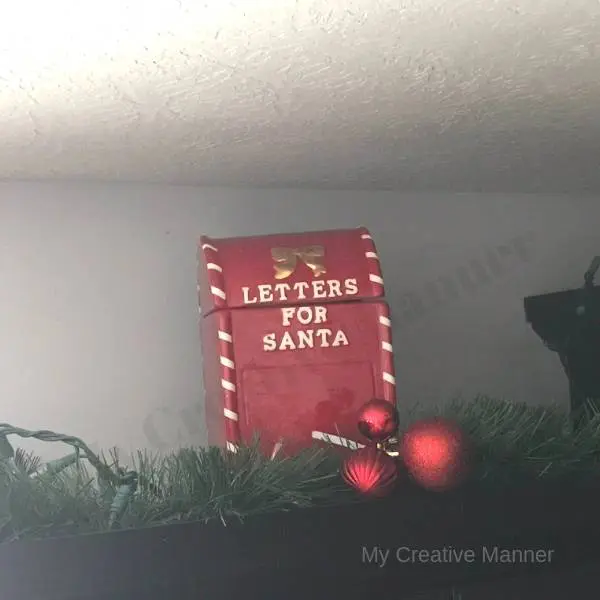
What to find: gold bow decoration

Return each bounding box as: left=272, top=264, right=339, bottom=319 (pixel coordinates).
left=271, top=245, right=327, bottom=280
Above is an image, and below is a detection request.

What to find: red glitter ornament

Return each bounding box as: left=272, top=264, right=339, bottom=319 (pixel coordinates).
left=357, top=399, right=399, bottom=442
left=400, top=417, right=469, bottom=491
left=341, top=446, right=398, bottom=496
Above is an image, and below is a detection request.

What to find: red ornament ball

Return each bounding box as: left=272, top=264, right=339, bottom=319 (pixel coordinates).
left=341, top=446, right=398, bottom=497
left=400, top=418, right=469, bottom=491
left=357, top=399, right=399, bottom=442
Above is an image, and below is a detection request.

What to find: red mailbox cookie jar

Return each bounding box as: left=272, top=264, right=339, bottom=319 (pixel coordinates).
left=197, top=227, right=397, bottom=456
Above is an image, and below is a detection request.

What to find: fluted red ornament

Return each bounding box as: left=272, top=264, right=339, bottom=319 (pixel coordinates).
left=357, top=398, right=399, bottom=442
left=341, top=446, right=398, bottom=496
left=400, top=417, right=469, bottom=492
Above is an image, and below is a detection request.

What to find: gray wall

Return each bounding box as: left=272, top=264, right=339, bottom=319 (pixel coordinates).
left=0, top=182, right=597, bottom=459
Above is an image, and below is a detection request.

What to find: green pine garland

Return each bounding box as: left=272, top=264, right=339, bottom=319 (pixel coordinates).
left=1, top=396, right=600, bottom=543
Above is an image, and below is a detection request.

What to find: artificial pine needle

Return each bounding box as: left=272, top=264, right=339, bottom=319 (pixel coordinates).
left=0, top=396, right=599, bottom=542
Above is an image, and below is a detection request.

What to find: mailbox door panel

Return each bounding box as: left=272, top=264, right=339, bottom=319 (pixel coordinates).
left=241, top=361, right=375, bottom=455
left=230, top=300, right=395, bottom=454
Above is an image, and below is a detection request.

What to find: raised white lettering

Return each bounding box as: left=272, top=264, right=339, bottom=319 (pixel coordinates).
left=312, top=280, right=327, bottom=298
left=297, top=330, right=314, bottom=349
left=258, top=285, right=273, bottom=303
left=274, top=283, right=290, bottom=301
left=313, top=305, right=327, bottom=323
left=315, top=328, right=331, bottom=346
left=295, top=281, right=309, bottom=299
left=281, top=306, right=296, bottom=327
left=262, top=328, right=350, bottom=351
left=262, top=332, right=277, bottom=351
left=241, top=278, right=360, bottom=305
left=344, top=278, right=358, bottom=295
left=242, top=287, right=258, bottom=304
left=279, top=331, right=296, bottom=351
left=296, top=306, right=313, bottom=325
left=332, top=329, right=349, bottom=347
left=327, top=279, right=342, bottom=297
left=279, top=305, right=328, bottom=328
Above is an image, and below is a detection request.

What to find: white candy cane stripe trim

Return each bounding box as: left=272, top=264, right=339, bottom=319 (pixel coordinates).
left=379, top=316, right=391, bottom=327
left=377, top=300, right=396, bottom=403
left=200, top=237, right=227, bottom=310
left=221, top=378, right=236, bottom=392
left=210, top=286, right=227, bottom=300
left=226, top=442, right=238, bottom=453
left=312, top=431, right=365, bottom=450
left=217, top=311, right=240, bottom=450
left=219, top=356, right=235, bottom=369
left=383, top=372, right=396, bottom=385
left=224, top=407, right=239, bottom=421
left=358, top=228, right=385, bottom=296
left=218, top=330, right=233, bottom=343
left=378, top=304, right=397, bottom=403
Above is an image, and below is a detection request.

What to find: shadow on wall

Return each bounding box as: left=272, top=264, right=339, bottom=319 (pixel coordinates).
left=392, top=231, right=535, bottom=330
left=141, top=231, right=536, bottom=450
left=143, top=404, right=205, bottom=452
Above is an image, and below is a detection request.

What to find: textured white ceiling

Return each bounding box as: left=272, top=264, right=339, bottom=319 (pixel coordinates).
left=1, top=0, right=599, bottom=192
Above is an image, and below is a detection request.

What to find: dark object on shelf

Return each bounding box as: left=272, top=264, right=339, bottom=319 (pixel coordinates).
left=524, top=257, right=600, bottom=422
left=1, top=479, right=600, bottom=600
